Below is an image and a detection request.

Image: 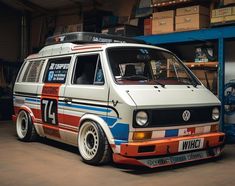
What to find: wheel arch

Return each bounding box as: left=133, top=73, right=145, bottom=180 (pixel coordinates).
left=79, top=114, right=115, bottom=147
left=17, top=106, right=36, bottom=122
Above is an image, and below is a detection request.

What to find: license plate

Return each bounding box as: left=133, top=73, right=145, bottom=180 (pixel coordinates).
left=178, top=138, right=204, bottom=152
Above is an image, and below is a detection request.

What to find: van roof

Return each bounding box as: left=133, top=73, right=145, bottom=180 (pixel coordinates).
left=27, top=42, right=169, bottom=60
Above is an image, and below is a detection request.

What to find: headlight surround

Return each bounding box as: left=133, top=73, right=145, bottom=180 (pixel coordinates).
left=212, top=107, right=220, bottom=121
left=136, top=111, right=148, bottom=127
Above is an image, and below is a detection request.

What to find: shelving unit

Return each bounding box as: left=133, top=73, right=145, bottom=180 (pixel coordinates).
left=184, top=61, right=218, bottom=68
left=136, top=25, right=235, bottom=130
left=151, top=0, right=192, bottom=7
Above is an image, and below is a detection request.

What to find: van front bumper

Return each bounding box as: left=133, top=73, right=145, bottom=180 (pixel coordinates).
left=113, top=132, right=225, bottom=168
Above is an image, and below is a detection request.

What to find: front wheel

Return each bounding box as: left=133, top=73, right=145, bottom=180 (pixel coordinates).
left=16, top=110, right=37, bottom=142
left=78, top=121, right=112, bottom=165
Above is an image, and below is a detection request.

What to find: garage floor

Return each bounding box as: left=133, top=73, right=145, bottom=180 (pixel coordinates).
left=1, top=121, right=235, bottom=186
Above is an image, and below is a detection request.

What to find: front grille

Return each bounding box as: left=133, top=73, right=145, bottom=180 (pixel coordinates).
left=133, top=106, right=220, bottom=128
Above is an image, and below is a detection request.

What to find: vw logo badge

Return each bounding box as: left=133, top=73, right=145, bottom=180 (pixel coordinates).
left=182, top=110, right=191, bottom=121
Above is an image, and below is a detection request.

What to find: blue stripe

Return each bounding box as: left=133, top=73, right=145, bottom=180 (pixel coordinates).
left=165, top=129, right=179, bottom=137
left=101, top=116, right=118, bottom=126
left=110, top=123, right=129, bottom=140
left=114, top=139, right=128, bottom=145
left=59, top=102, right=111, bottom=113
left=25, top=98, right=40, bottom=103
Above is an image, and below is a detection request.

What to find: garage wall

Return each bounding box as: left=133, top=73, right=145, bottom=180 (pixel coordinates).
left=101, top=0, right=137, bottom=17
left=0, top=3, right=21, bottom=62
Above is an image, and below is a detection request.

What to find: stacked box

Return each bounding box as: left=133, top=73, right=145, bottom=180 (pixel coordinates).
left=224, top=0, right=235, bottom=6
left=152, top=10, right=175, bottom=34
left=144, top=18, right=152, bottom=35
left=176, top=5, right=209, bottom=31
left=211, top=6, right=235, bottom=24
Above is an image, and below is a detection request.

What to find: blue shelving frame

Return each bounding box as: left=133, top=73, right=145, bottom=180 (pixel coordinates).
left=136, top=25, right=235, bottom=131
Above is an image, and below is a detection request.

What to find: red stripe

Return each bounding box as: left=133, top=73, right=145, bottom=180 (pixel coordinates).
left=14, top=106, right=41, bottom=120
left=42, top=83, right=61, bottom=97
left=43, top=125, right=60, bottom=138
left=42, top=83, right=62, bottom=138
left=63, top=114, right=81, bottom=127
left=71, top=46, right=102, bottom=51
left=187, top=127, right=196, bottom=135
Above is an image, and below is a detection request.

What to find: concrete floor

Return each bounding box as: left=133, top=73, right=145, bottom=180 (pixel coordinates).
left=1, top=121, right=235, bottom=186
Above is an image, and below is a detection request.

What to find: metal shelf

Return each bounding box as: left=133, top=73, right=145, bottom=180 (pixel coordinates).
left=137, top=25, right=235, bottom=45
left=184, top=61, right=218, bottom=68
left=136, top=25, right=235, bottom=131
left=151, top=0, right=192, bottom=7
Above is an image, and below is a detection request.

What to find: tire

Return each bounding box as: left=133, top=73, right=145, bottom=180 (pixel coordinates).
left=78, top=120, right=112, bottom=165
left=16, top=110, right=38, bottom=142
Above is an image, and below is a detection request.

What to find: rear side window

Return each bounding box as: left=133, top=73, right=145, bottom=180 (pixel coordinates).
left=22, top=60, right=45, bottom=82
left=44, top=57, right=71, bottom=83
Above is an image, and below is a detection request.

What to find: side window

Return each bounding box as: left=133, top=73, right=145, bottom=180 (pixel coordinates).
left=44, top=57, right=71, bottom=83
left=73, top=54, right=104, bottom=85
left=21, top=60, right=45, bottom=82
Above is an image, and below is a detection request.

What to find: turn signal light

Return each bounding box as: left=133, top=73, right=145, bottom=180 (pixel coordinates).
left=133, top=131, right=152, bottom=140
left=211, top=124, right=219, bottom=132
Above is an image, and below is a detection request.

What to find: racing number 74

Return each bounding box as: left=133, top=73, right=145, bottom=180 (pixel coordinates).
left=41, top=98, right=58, bottom=125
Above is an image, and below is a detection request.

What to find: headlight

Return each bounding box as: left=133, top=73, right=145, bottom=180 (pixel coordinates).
left=212, top=107, right=220, bottom=120
left=136, top=111, right=148, bottom=127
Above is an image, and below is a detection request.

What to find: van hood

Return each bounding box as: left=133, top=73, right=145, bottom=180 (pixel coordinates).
left=125, top=85, right=220, bottom=108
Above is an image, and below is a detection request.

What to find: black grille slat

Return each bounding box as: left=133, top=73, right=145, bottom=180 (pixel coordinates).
left=133, top=106, right=219, bottom=128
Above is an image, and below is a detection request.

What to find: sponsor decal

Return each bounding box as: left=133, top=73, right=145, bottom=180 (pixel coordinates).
left=140, top=150, right=209, bottom=168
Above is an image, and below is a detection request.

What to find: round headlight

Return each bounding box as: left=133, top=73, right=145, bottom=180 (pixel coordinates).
left=212, top=107, right=220, bottom=120
left=136, top=111, right=148, bottom=127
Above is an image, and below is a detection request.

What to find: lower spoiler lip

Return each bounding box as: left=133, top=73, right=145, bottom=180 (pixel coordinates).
left=113, top=145, right=224, bottom=168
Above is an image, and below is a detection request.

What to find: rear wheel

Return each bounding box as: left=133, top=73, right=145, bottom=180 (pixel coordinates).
left=78, top=120, right=111, bottom=165
left=16, top=110, right=37, bottom=142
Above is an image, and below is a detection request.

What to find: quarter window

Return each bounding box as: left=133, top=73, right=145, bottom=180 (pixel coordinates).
left=73, top=54, right=104, bottom=85
left=44, top=57, right=71, bottom=83
left=22, top=60, right=45, bottom=82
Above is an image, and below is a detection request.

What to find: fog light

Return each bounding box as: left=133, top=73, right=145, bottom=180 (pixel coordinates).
left=133, top=131, right=152, bottom=140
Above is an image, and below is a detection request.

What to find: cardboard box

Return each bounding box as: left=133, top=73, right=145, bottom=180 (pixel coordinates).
left=224, top=0, right=235, bottom=6
left=191, top=70, right=217, bottom=92
left=211, top=6, right=235, bottom=17
left=144, top=18, right=152, bottom=35
left=152, top=10, right=175, bottom=19
left=176, top=14, right=209, bottom=31
left=176, top=5, right=209, bottom=16
left=114, top=25, right=143, bottom=37
left=118, top=16, right=129, bottom=24
left=211, top=6, right=235, bottom=23
left=152, top=0, right=170, bottom=5
left=211, top=15, right=235, bottom=23
left=152, top=17, right=174, bottom=34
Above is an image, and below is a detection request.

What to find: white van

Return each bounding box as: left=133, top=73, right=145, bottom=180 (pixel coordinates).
left=13, top=32, right=225, bottom=168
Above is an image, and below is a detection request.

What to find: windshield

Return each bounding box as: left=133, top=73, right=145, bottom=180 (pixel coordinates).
left=107, top=47, right=200, bottom=86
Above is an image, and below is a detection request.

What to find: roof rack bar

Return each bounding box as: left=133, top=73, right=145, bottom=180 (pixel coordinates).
left=45, top=32, right=145, bottom=46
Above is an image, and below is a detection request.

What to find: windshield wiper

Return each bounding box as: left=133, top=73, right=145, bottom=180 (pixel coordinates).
left=153, top=80, right=165, bottom=88
left=190, top=79, right=198, bottom=87
left=178, top=77, right=198, bottom=87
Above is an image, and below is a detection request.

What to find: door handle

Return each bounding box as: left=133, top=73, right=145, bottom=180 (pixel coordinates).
left=64, top=98, right=72, bottom=104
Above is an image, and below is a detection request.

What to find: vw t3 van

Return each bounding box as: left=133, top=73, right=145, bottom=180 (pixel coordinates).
left=12, top=32, right=225, bottom=168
